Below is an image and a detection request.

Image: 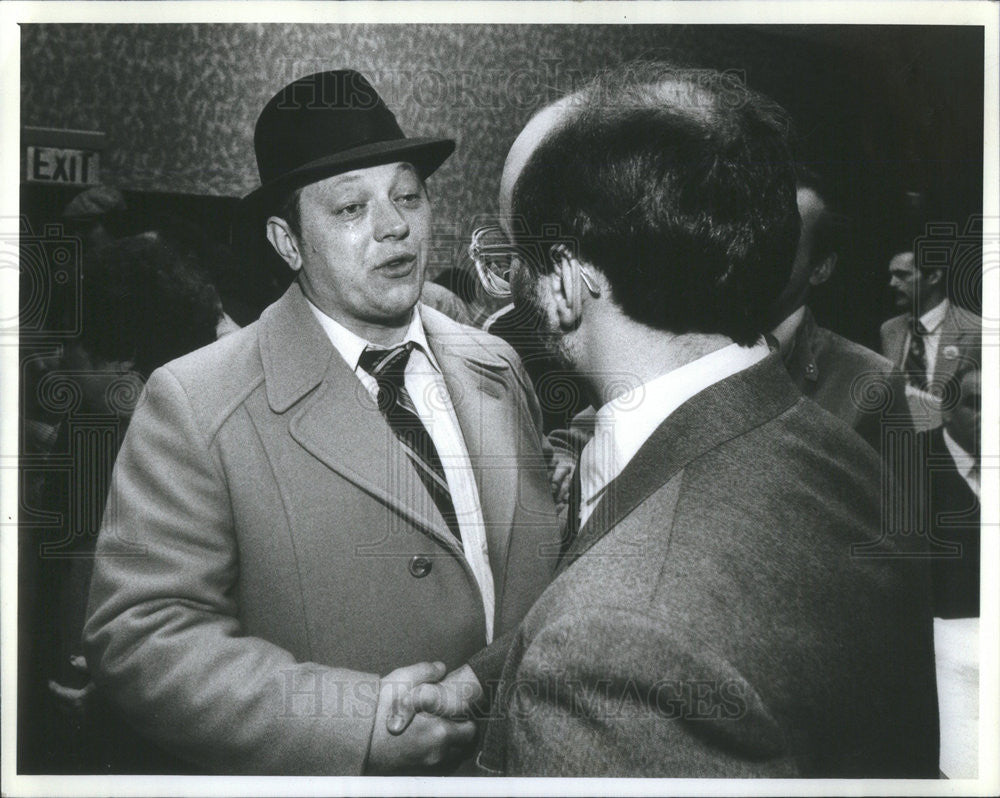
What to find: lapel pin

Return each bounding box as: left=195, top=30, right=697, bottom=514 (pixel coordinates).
left=942, top=345, right=959, bottom=360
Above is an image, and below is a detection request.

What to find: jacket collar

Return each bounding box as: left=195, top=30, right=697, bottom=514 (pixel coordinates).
left=420, top=306, right=522, bottom=587
left=783, top=305, right=821, bottom=386
left=559, top=351, right=802, bottom=572
left=259, top=282, right=338, bottom=413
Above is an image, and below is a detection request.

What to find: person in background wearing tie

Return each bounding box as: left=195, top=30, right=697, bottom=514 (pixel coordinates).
left=881, top=230, right=981, bottom=432
left=83, top=70, right=559, bottom=775
left=768, top=170, right=912, bottom=452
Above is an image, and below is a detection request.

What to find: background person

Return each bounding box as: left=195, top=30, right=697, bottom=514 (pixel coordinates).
left=881, top=205, right=981, bottom=431
left=21, top=232, right=222, bottom=773
left=769, top=170, right=912, bottom=451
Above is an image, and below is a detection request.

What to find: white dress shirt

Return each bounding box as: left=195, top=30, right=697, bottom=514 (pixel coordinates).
left=942, top=427, right=980, bottom=500
left=577, top=339, right=771, bottom=528
left=307, top=301, right=495, bottom=642
left=910, top=298, right=950, bottom=380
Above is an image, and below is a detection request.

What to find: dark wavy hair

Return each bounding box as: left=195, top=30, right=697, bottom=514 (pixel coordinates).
left=511, top=62, right=800, bottom=345
left=79, top=232, right=222, bottom=378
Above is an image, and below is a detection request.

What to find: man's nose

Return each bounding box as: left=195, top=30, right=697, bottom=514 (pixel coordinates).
left=372, top=200, right=409, bottom=240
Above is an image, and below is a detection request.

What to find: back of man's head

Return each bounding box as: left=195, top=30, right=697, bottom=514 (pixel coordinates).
left=768, top=167, right=848, bottom=323
left=795, top=168, right=847, bottom=270
left=511, top=62, right=799, bottom=345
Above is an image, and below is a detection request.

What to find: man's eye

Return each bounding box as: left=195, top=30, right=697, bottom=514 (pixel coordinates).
left=395, top=193, right=422, bottom=207
left=336, top=203, right=365, bottom=217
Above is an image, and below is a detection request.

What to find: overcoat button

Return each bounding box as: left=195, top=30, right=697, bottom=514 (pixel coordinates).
left=409, top=555, right=432, bottom=578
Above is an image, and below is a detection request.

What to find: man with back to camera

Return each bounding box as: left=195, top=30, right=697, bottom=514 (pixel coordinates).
left=881, top=227, right=981, bottom=432
left=394, top=62, right=940, bottom=777
left=83, top=70, right=560, bottom=775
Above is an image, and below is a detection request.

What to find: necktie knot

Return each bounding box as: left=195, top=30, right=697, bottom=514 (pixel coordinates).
left=913, top=319, right=929, bottom=337
left=358, top=342, right=414, bottom=379
left=359, top=343, right=414, bottom=412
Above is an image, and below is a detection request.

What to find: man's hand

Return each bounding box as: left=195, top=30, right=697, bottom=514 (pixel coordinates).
left=386, top=663, right=484, bottom=736
left=366, top=661, right=477, bottom=774
left=549, top=453, right=575, bottom=508
left=546, top=407, right=595, bottom=508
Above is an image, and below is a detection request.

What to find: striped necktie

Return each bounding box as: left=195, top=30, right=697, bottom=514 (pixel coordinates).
left=358, top=343, right=461, bottom=541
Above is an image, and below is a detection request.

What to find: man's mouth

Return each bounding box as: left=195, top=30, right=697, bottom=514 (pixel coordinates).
left=376, top=253, right=417, bottom=274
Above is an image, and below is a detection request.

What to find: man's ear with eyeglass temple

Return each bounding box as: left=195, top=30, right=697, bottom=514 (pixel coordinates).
left=547, top=244, right=601, bottom=327
left=549, top=244, right=602, bottom=301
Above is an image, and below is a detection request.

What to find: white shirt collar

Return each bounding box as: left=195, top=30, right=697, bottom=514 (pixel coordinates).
left=579, top=338, right=771, bottom=511
left=919, top=297, right=949, bottom=333
left=306, top=299, right=440, bottom=373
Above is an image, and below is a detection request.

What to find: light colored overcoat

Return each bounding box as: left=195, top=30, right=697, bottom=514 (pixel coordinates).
left=84, top=283, right=560, bottom=774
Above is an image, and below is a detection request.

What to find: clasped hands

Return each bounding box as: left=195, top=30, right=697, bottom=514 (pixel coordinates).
left=366, top=660, right=485, bottom=774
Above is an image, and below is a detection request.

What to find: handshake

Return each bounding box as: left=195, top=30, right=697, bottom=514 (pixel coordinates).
left=367, top=661, right=486, bottom=774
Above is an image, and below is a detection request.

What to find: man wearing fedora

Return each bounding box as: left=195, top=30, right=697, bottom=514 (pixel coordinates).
left=83, top=70, right=560, bottom=775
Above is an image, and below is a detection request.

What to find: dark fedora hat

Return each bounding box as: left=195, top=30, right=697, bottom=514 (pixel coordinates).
left=242, top=70, right=455, bottom=216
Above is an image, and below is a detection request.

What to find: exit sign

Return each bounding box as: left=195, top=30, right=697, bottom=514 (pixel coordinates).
left=22, top=127, right=106, bottom=186
left=26, top=146, right=100, bottom=185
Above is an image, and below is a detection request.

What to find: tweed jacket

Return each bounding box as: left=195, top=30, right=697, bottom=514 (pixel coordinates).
left=880, top=302, right=981, bottom=431
left=478, top=353, right=939, bottom=778
left=880, top=301, right=981, bottom=383
left=783, top=307, right=912, bottom=451
left=83, top=283, right=560, bottom=775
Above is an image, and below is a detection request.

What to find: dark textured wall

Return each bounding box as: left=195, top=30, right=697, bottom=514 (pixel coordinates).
left=20, top=24, right=699, bottom=220
left=20, top=24, right=984, bottom=341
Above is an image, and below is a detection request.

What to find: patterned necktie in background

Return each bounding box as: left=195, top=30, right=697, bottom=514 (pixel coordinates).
left=904, top=320, right=929, bottom=391
left=562, top=463, right=583, bottom=558
left=358, top=343, right=462, bottom=541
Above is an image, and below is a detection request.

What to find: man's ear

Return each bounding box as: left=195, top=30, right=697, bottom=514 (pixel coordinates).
left=266, top=217, right=301, bottom=271
left=923, top=267, right=944, bottom=286
left=809, top=252, right=838, bottom=287
left=549, top=245, right=587, bottom=329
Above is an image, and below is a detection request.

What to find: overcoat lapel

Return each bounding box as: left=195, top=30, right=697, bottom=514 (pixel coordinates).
left=422, top=310, right=520, bottom=591
left=259, top=284, right=461, bottom=555
left=558, top=353, right=802, bottom=573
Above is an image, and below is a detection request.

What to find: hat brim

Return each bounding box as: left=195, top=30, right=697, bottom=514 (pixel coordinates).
left=241, top=137, right=455, bottom=220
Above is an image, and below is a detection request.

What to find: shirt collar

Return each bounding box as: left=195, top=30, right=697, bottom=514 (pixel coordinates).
left=306, top=298, right=440, bottom=373
left=919, top=297, right=949, bottom=333
left=580, top=338, right=771, bottom=505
